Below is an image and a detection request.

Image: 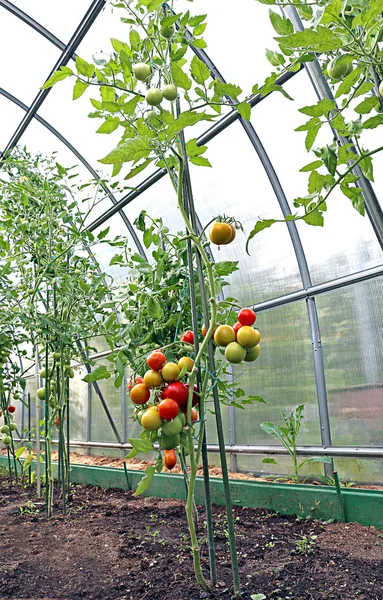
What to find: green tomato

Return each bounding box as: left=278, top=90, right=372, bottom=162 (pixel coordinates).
left=52, top=352, right=61, bottom=361
left=68, top=368, right=75, bottom=379
left=146, top=88, right=163, bottom=106
left=225, top=342, right=246, bottom=364
left=39, top=368, right=46, bottom=378
left=160, top=25, right=174, bottom=38
left=162, top=84, right=178, bottom=101
left=327, top=58, right=350, bottom=81
left=10, top=423, right=17, bottom=431
left=133, top=62, right=152, bottom=81
left=36, top=387, right=46, bottom=400
left=146, top=109, right=159, bottom=121
left=160, top=433, right=180, bottom=450
left=379, top=81, right=383, bottom=97
left=178, top=411, right=186, bottom=428
left=244, top=345, right=261, bottom=363
left=0, top=424, right=9, bottom=434
left=49, top=397, right=56, bottom=408
left=2, top=434, right=11, bottom=445
left=161, top=415, right=183, bottom=437
left=13, top=392, right=21, bottom=400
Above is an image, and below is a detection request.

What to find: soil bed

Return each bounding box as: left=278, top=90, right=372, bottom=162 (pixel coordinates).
left=1, top=478, right=383, bottom=600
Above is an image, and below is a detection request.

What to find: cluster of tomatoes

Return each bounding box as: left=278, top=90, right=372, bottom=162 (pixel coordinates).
left=1, top=404, right=17, bottom=446
left=129, top=345, right=199, bottom=470
left=206, top=308, right=261, bottom=364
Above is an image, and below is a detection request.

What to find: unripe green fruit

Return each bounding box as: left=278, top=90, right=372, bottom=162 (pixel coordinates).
left=244, top=345, right=261, bottom=362
left=36, top=387, right=46, bottom=400
left=225, top=342, right=247, bottom=364
left=146, top=109, right=158, bottom=121
left=160, top=25, right=174, bottom=38
left=160, top=433, right=180, bottom=450
left=10, top=423, right=17, bottom=431
left=327, top=58, right=350, bottom=81
left=13, top=392, right=21, bottom=400
left=0, top=424, right=9, bottom=434
left=162, top=84, right=177, bottom=101
left=2, top=434, right=11, bottom=445
left=49, top=397, right=56, bottom=408
left=39, top=368, right=46, bottom=378
left=146, top=88, right=163, bottom=106
left=379, top=81, right=383, bottom=97
left=161, top=415, right=183, bottom=437
left=52, top=352, right=61, bottom=361
left=133, top=62, right=152, bottom=81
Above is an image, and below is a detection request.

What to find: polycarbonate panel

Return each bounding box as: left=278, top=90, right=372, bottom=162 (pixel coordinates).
left=177, top=0, right=277, bottom=91
left=237, top=453, right=326, bottom=480
left=90, top=360, right=122, bottom=442
left=67, top=371, right=88, bottom=442
left=188, top=120, right=303, bottom=305
left=234, top=299, right=321, bottom=446
left=8, top=0, right=91, bottom=42
left=253, top=69, right=383, bottom=285
left=360, top=123, right=383, bottom=213
left=327, top=458, right=383, bottom=485
left=0, top=11, right=61, bottom=105
left=0, top=97, right=25, bottom=150
left=317, top=277, right=383, bottom=447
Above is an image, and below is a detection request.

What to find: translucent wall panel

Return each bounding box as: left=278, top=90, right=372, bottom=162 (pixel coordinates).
left=234, top=299, right=320, bottom=446
left=90, top=360, right=121, bottom=443
left=317, top=277, right=383, bottom=447
left=188, top=120, right=303, bottom=305
left=253, top=70, right=383, bottom=285
left=0, top=97, right=25, bottom=150
left=68, top=371, right=88, bottom=442
left=10, top=0, right=91, bottom=42
left=329, top=458, right=383, bottom=485
left=360, top=123, right=383, bottom=212
left=237, top=453, right=326, bottom=480
left=0, top=11, right=60, bottom=105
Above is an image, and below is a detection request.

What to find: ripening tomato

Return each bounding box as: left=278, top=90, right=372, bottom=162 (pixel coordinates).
left=161, top=362, right=181, bottom=382
left=162, top=415, right=183, bottom=436
left=141, top=408, right=163, bottom=431
left=144, top=369, right=164, bottom=389
left=55, top=417, right=60, bottom=427
left=209, top=222, right=232, bottom=245
left=238, top=308, right=256, bottom=326
left=223, top=224, right=236, bottom=244
left=8, top=405, right=16, bottom=414
left=158, top=398, right=179, bottom=421
left=233, top=322, right=243, bottom=340
left=183, top=407, right=199, bottom=423
left=237, top=326, right=260, bottom=349
left=182, top=330, right=194, bottom=344
left=164, top=449, right=177, bottom=470
left=244, top=344, right=261, bottom=362
left=163, top=381, right=188, bottom=407
left=178, top=356, right=194, bottom=373
left=202, top=324, right=218, bottom=338
left=147, top=351, right=166, bottom=371
left=128, top=376, right=143, bottom=391
left=214, top=325, right=235, bottom=347
left=130, top=383, right=150, bottom=405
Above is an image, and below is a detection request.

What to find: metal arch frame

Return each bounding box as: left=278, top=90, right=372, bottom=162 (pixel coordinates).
left=283, top=6, right=383, bottom=250
left=0, top=87, right=147, bottom=259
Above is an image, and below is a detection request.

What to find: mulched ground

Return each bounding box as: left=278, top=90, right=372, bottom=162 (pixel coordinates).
left=1, top=478, right=383, bottom=600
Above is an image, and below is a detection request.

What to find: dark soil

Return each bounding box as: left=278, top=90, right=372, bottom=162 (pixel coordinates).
left=1, top=478, right=383, bottom=600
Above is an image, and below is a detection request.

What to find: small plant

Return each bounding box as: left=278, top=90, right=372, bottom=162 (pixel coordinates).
left=261, top=405, right=331, bottom=483
left=294, top=534, right=317, bottom=555
left=251, top=595, right=266, bottom=600
left=19, top=500, right=39, bottom=516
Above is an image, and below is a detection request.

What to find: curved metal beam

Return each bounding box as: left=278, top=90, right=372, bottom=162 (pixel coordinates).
left=0, top=86, right=147, bottom=259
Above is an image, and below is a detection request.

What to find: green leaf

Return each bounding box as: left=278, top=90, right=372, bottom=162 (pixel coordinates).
left=190, top=55, right=210, bottom=84
left=305, top=124, right=321, bottom=151
left=335, top=67, right=362, bottom=98
left=75, top=56, right=94, bottom=78
left=99, top=137, right=152, bottom=165
left=192, top=39, right=207, bottom=49
left=269, top=9, right=294, bottom=34
left=236, top=102, right=251, bottom=121
left=171, top=63, right=191, bottom=90
left=82, top=364, right=111, bottom=383
left=23, top=454, right=34, bottom=470
left=73, top=79, right=89, bottom=100
left=360, top=155, right=374, bottom=181
left=246, top=220, right=277, bottom=254
left=129, top=29, right=140, bottom=50
left=214, top=261, right=239, bottom=277
left=133, top=465, right=155, bottom=496
left=265, top=48, right=285, bottom=67
left=262, top=457, right=277, bottom=464
left=299, top=98, right=335, bottom=117
left=96, top=119, right=119, bottom=134
left=147, top=296, right=163, bottom=319
left=354, top=82, right=374, bottom=98
left=166, top=111, right=209, bottom=139
left=188, top=14, right=207, bottom=26
left=16, top=446, right=26, bottom=459
left=214, top=81, right=242, bottom=99
left=189, top=156, right=212, bottom=167
left=306, top=456, right=332, bottom=464
left=320, top=0, right=342, bottom=24
left=125, top=158, right=154, bottom=180
left=321, top=145, right=337, bottom=175
left=355, top=96, right=379, bottom=115
left=41, top=66, right=73, bottom=89
left=97, top=227, right=110, bottom=240
left=161, top=14, right=182, bottom=27
left=303, top=210, right=324, bottom=226
left=193, top=23, right=207, bottom=36
left=100, top=86, right=115, bottom=102
left=186, top=138, right=207, bottom=158
left=338, top=143, right=355, bottom=164
left=300, top=160, right=323, bottom=172
left=123, top=95, right=141, bottom=116
left=275, top=27, right=343, bottom=51
left=363, top=114, right=383, bottom=129
left=260, top=422, right=286, bottom=444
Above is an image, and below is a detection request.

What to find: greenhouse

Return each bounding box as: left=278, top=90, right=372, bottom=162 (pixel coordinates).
left=0, top=0, right=383, bottom=598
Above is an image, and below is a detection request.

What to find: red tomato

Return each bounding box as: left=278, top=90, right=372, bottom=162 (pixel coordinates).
left=238, top=308, right=256, bottom=326
left=162, top=381, right=188, bottom=407
left=128, top=376, right=143, bottom=391
left=8, top=405, right=16, bottom=414
left=185, top=383, right=200, bottom=407
left=147, top=351, right=167, bottom=371
left=182, top=330, right=194, bottom=344
left=164, top=449, right=177, bottom=470
left=233, top=322, right=243, bottom=340
left=158, top=398, right=179, bottom=421
left=55, top=417, right=60, bottom=427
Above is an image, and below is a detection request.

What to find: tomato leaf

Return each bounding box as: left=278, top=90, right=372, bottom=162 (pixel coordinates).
left=124, top=158, right=154, bottom=180
left=246, top=220, right=277, bottom=254
left=96, top=119, right=120, bottom=134
left=300, top=160, right=323, bottom=172
left=133, top=465, right=155, bottom=496
left=147, top=296, right=163, bottom=319
left=99, top=137, right=152, bottom=165
left=237, top=102, right=251, bottom=121
left=355, top=96, right=379, bottom=115
left=303, top=210, right=324, bottom=226
left=189, top=156, right=212, bottom=167
left=41, top=66, right=73, bottom=89
left=15, top=446, right=26, bottom=459
left=82, top=364, right=111, bottom=383
left=269, top=10, right=294, bottom=35
left=75, top=56, right=95, bottom=78
left=190, top=55, right=210, bottom=84
left=171, top=63, right=192, bottom=90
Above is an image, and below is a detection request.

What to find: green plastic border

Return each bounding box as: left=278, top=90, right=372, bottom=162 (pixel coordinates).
left=1, top=456, right=382, bottom=529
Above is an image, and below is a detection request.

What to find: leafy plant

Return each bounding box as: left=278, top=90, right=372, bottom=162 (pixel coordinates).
left=261, top=405, right=331, bottom=483
left=294, top=534, right=317, bottom=555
